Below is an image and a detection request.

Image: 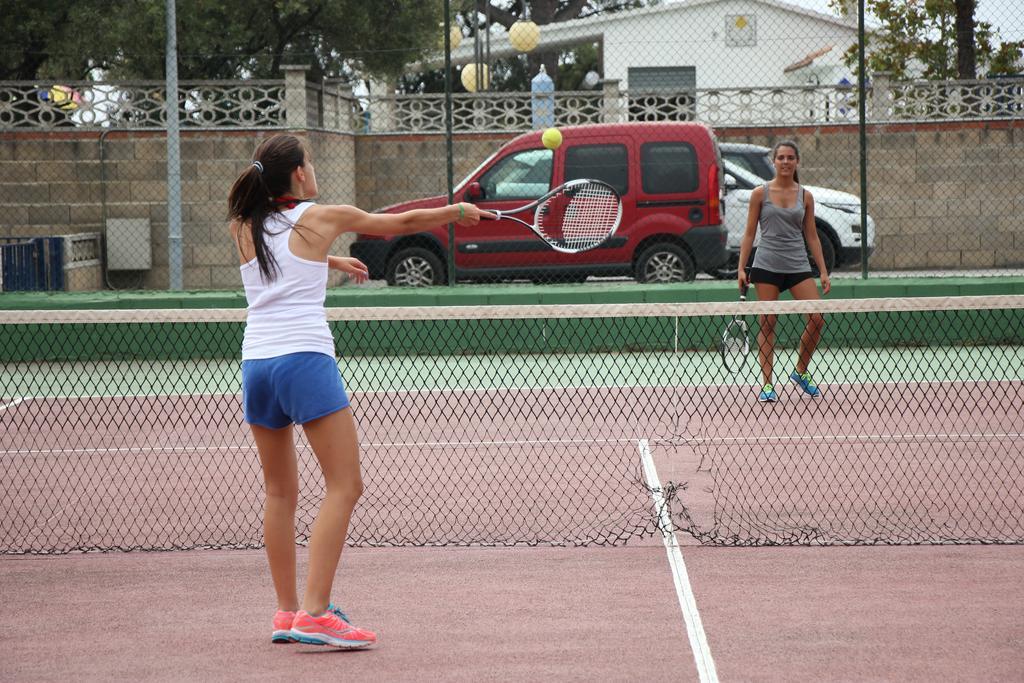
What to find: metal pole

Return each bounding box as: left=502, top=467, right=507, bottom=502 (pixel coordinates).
left=857, top=0, right=869, bottom=280
left=485, top=1, right=491, bottom=91
left=474, top=1, right=482, bottom=92
left=445, top=1, right=457, bottom=286
left=165, top=0, right=183, bottom=290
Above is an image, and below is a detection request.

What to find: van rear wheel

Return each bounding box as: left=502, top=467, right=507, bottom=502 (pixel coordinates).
left=808, top=227, right=836, bottom=275
left=635, top=242, right=696, bottom=283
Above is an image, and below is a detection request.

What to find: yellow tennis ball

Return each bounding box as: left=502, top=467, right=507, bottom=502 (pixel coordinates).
left=541, top=127, right=562, bottom=150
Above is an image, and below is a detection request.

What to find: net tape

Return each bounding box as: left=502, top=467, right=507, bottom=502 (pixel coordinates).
left=2, top=295, right=1022, bottom=553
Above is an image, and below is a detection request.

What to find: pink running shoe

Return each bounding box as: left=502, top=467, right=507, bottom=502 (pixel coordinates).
left=290, top=603, right=377, bottom=649
left=272, top=610, right=297, bottom=643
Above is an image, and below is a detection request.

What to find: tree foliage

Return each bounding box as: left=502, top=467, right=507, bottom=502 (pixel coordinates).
left=452, top=0, right=656, bottom=91
left=397, top=0, right=655, bottom=94
left=831, top=0, right=1023, bottom=80
left=1, top=0, right=444, bottom=82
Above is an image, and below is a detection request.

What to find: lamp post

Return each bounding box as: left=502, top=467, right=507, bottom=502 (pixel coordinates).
left=509, top=2, right=539, bottom=54
left=463, top=1, right=541, bottom=93
left=468, top=0, right=491, bottom=92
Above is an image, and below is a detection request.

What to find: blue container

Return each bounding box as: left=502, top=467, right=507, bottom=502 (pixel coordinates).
left=531, top=65, right=555, bottom=129
left=0, top=237, right=65, bottom=291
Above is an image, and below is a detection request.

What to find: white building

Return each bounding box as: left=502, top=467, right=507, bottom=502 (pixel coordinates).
left=448, top=0, right=860, bottom=90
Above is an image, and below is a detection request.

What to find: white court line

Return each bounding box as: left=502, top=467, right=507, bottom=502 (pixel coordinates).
left=0, top=397, right=24, bottom=412
left=4, top=445, right=249, bottom=456
left=4, top=430, right=1017, bottom=457
left=2, top=440, right=638, bottom=456
left=638, top=437, right=718, bottom=683
left=669, top=431, right=1024, bottom=446
left=15, top=392, right=239, bottom=400
left=11, top=375, right=1021, bottom=403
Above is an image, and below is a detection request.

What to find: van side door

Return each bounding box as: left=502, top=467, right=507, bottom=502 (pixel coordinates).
left=559, top=141, right=632, bottom=264
left=459, top=148, right=553, bottom=272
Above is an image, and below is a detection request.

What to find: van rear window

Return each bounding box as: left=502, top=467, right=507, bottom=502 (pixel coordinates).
left=564, top=144, right=628, bottom=195
left=641, top=142, right=698, bottom=194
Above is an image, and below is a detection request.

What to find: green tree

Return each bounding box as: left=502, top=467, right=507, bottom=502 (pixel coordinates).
left=0, top=0, right=116, bottom=79
left=831, top=0, right=1022, bottom=80
left=1, top=0, right=445, bottom=82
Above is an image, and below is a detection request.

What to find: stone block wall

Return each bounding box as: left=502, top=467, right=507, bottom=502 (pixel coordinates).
left=1, top=118, right=1020, bottom=290
left=717, top=120, right=1023, bottom=270
left=0, top=129, right=356, bottom=290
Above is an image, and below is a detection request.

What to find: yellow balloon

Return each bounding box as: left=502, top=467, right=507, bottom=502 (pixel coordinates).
left=460, top=63, right=490, bottom=92
left=438, top=24, right=462, bottom=51
left=509, top=20, right=540, bottom=52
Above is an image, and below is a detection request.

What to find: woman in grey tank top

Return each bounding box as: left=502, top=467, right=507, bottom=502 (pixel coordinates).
left=736, top=140, right=831, bottom=403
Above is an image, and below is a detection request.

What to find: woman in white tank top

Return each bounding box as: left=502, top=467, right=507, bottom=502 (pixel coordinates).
left=736, top=140, right=831, bottom=403
left=227, top=134, right=493, bottom=647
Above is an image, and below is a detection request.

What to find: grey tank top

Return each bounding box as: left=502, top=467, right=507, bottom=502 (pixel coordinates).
left=751, top=183, right=810, bottom=273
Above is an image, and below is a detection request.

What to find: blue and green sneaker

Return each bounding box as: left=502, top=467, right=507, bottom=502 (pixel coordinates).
left=758, top=383, right=778, bottom=402
left=790, top=370, right=821, bottom=397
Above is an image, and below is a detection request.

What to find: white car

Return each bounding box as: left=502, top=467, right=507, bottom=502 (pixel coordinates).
left=711, top=143, right=875, bottom=279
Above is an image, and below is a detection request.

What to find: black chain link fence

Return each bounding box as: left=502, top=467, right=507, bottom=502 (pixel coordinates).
left=2, top=298, right=1022, bottom=553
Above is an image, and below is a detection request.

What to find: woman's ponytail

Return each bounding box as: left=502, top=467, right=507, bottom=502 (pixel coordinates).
left=227, top=134, right=308, bottom=281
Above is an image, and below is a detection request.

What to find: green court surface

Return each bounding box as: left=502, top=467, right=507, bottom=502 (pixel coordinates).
left=4, top=346, right=1021, bottom=400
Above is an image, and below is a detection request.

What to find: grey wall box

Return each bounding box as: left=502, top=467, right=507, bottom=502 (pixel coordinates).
left=105, top=218, right=152, bottom=270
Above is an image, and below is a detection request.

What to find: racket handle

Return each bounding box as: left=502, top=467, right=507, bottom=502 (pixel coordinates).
left=740, top=282, right=749, bottom=301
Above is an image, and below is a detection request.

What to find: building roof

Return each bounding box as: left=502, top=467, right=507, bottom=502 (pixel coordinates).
left=784, top=45, right=837, bottom=73
left=443, top=0, right=858, bottom=66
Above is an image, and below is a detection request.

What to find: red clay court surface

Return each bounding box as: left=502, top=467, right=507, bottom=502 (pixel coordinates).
left=4, top=381, right=1021, bottom=549
left=1, top=545, right=1023, bottom=681
left=2, top=381, right=1023, bottom=680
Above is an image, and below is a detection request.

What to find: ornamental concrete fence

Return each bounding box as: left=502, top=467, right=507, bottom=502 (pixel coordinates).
left=1, top=68, right=1021, bottom=288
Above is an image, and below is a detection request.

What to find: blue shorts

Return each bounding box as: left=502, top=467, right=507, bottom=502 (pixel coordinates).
left=241, top=352, right=350, bottom=429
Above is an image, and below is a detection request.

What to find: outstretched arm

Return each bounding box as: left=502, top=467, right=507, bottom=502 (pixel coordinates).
left=308, top=202, right=493, bottom=239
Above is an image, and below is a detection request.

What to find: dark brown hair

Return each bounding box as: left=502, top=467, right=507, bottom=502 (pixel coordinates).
left=772, top=140, right=801, bottom=184
left=227, top=134, right=308, bottom=281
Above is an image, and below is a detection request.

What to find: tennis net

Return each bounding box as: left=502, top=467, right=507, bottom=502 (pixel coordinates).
left=2, top=295, right=1023, bottom=553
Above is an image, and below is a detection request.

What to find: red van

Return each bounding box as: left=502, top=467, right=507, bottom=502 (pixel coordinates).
left=351, top=122, right=728, bottom=285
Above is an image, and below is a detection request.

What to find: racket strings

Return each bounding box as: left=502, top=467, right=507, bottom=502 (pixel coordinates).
left=536, top=182, right=620, bottom=250
left=720, top=319, right=750, bottom=371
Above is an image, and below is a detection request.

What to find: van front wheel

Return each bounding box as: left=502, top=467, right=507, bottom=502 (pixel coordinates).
left=635, top=243, right=696, bottom=283
left=386, top=247, right=446, bottom=286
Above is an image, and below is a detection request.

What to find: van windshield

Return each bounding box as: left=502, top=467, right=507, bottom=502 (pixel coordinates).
left=723, top=160, right=765, bottom=189
left=481, top=149, right=553, bottom=199
left=454, top=150, right=500, bottom=193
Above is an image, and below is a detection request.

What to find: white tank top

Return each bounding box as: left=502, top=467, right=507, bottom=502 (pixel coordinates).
left=240, top=202, right=336, bottom=360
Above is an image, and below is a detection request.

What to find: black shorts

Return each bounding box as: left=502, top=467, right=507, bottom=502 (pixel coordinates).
left=748, top=267, right=814, bottom=293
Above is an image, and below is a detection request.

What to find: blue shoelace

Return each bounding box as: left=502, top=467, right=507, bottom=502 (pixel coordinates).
left=328, top=603, right=351, bottom=623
